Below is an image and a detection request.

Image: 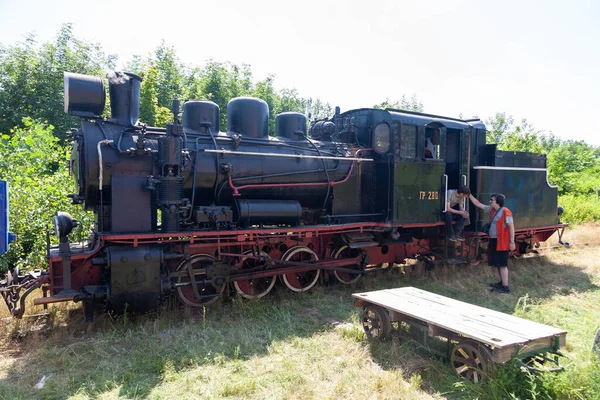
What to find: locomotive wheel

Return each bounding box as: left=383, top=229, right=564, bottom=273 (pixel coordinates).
left=233, top=250, right=276, bottom=299
left=281, top=246, right=320, bottom=293
left=362, top=305, right=391, bottom=340
left=176, top=254, right=224, bottom=307
left=450, top=340, right=492, bottom=382
left=332, top=245, right=362, bottom=284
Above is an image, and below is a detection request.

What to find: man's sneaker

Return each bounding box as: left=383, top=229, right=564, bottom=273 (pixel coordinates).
left=489, top=281, right=503, bottom=289
left=491, top=285, right=510, bottom=293
left=456, top=235, right=465, bottom=242
left=448, top=236, right=457, bottom=242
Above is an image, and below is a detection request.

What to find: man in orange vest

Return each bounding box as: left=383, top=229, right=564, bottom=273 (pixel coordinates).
left=469, top=193, right=516, bottom=293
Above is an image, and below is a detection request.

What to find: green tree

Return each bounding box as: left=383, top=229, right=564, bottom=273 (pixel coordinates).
left=304, top=98, right=333, bottom=120
left=253, top=75, right=279, bottom=134
left=0, top=119, right=92, bottom=272
left=485, top=112, right=600, bottom=208
left=373, top=94, right=424, bottom=112
left=139, top=65, right=160, bottom=126
left=0, top=24, right=110, bottom=140
left=485, top=113, right=567, bottom=155
left=123, top=54, right=148, bottom=77
left=547, top=140, right=597, bottom=194
left=180, top=62, right=253, bottom=123
left=495, top=119, right=544, bottom=153
left=128, top=46, right=339, bottom=133
left=154, top=42, right=184, bottom=109
left=226, top=63, right=253, bottom=99
left=192, top=61, right=240, bottom=128
left=485, top=112, right=514, bottom=145
left=278, top=88, right=305, bottom=114
left=155, top=106, right=172, bottom=127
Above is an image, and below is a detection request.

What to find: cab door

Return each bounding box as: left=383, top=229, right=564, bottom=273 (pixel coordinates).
left=443, top=127, right=470, bottom=210
left=393, top=123, right=446, bottom=225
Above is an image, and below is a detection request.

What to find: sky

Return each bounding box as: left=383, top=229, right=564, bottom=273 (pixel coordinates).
left=1, top=0, right=599, bottom=145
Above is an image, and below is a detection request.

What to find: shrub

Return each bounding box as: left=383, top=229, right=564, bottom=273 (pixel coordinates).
left=0, top=118, right=93, bottom=272
left=558, top=194, right=600, bottom=224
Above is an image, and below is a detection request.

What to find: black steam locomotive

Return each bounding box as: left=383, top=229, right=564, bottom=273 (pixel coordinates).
left=0, top=71, right=565, bottom=319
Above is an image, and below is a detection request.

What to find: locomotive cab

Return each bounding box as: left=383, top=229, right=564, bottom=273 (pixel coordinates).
left=382, top=110, right=471, bottom=228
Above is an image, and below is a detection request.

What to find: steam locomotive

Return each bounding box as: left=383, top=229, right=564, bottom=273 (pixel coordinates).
left=0, top=71, right=565, bottom=320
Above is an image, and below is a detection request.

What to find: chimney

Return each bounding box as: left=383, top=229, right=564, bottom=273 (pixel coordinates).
left=108, top=72, right=142, bottom=126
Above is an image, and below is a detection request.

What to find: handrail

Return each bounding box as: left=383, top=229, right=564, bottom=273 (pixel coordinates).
left=462, top=174, right=467, bottom=210
left=443, top=174, right=448, bottom=212
left=205, top=149, right=373, bottom=162
left=97, top=139, right=114, bottom=190
left=227, top=148, right=373, bottom=197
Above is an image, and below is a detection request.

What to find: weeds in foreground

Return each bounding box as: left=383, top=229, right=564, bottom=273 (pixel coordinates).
left=0, top=227, right=598, bottom=399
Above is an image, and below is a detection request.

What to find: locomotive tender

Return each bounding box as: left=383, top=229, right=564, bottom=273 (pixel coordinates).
left=0, top=71, right=565, bottom=319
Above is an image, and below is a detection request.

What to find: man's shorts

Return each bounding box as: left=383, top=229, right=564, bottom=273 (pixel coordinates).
left=488, top=238, right=509, bottom=267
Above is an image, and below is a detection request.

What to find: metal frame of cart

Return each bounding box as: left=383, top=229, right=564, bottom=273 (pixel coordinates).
left=353, top=287, right=567, bottom=382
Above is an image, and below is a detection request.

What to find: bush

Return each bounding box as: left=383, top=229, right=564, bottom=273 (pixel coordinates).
left=0, top=118, right=92, bottom=272
left=558, top=194, right=600, bottom=224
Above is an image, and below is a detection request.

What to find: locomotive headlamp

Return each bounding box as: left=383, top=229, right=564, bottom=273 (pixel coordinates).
left=53, top=212, right=78, bottom=238
left=64, top=72, right=106, bottom=117
left=372, top=123, right=391, bottom=154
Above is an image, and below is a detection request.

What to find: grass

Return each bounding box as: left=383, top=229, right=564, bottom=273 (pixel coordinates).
left=0, top=226, right=599, bottom=399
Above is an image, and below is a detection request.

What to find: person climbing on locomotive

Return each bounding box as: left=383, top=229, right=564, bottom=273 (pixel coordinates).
left=444, top=185, right=471, bottom=241
left=469, top=193, right=516, bottom=293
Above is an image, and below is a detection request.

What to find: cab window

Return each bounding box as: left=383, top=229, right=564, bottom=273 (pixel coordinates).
left=400, top=124, right=417, bottom=158
left=424, top=127, right=440, bottom=159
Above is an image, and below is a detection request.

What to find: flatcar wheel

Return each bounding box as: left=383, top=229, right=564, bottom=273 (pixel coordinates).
left=362, top=305, right=391, bottom=340
left=233, top=250, right=276, bottom=299
left=176, top=254, right=224, bottom=307
left=332, top=245, right=362, bottom=284
left=450, top=340, right=492, bottom=382
left=281, top=246, right=320, bottom=293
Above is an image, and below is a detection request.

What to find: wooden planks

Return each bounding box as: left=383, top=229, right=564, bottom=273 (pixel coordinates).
left=353, top=287, right=566, bottom=350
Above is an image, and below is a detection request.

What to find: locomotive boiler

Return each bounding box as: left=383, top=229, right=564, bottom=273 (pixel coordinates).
left=0, top=71, right=566, bottom=320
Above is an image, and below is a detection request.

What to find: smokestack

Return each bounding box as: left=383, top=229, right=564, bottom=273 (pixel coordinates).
left=108, top=72, right=142, bottom=126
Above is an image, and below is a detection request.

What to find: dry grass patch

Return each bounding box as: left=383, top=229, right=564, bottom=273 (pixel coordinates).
left=145, top=332, right=437, bottom=400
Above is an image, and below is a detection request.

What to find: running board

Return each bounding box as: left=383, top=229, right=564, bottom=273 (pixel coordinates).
left=348, top=241, right=379, bottom=249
